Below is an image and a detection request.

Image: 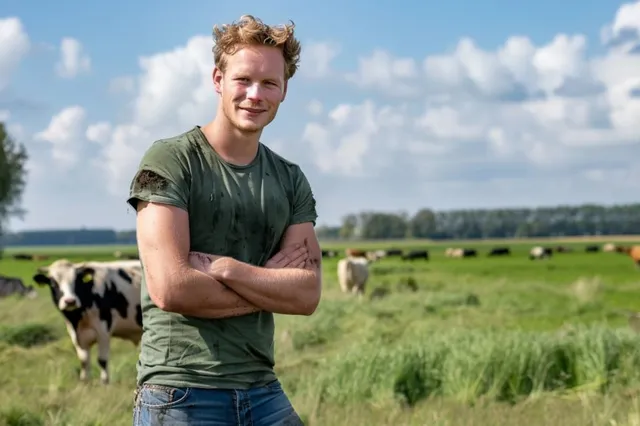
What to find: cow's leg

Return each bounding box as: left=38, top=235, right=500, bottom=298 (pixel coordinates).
left=96, top=322, right=111, bottom=385
left=65, top=322, right=90, bottom=381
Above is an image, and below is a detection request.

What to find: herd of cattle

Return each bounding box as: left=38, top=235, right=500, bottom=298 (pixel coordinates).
left=0, top=241, right=638, bottom=384
left=330, top=242, right=640, bottom=299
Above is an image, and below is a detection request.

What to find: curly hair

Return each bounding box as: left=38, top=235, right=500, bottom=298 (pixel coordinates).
left=212, top=15, right=301, bottom=80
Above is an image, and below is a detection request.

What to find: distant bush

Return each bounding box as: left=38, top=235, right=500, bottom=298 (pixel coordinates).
left=0, top=323, right=58, bottom=348
left=311, top=325, right=640, bottom=406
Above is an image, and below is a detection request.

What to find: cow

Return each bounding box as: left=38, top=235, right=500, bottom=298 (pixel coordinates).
left=0, top=275, right=37, bottom=299
left=32, top=259, right=143, bottom=384
left=337, top=257, right=369, bottom=297
left=555, top=245, right=572, bottom=253
left=585, top=245, right=600, bottom=253
left=603, top=243, right=616, bottom=252
left=384, top=249, right=403, bottom=257
left=530, top=246, right=552, bottom=260
left=627, top=246, right=640, bottom=269
left=321, top=250, right=337, bottom=258
left=488, top=247, right=510, bottom=256
left=402, top=250, right=429, bottom=261
left=451, top=248, right=477, bottom=258
left=345, top=248, right=367, bottom=258
left=366, top=250, right=385, bottom=262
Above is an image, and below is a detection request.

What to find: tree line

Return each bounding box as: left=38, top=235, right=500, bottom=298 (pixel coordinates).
left=315, top=204, right=640, bottom=240
left=1, top=121, right=640, bottom=248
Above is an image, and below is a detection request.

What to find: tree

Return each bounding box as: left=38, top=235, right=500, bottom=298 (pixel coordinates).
left=0, top=122, right=28, bottom=256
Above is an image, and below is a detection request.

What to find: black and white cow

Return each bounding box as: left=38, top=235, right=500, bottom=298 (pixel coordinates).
left=32, top=259, right=143, bottom=384
left=0, top=275, right=37, bottom=298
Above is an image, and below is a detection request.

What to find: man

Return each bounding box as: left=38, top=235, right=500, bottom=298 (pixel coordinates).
left=127, top=15, right=322, bottom=426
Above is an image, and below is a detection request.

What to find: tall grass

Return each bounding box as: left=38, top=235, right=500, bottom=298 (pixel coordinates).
left=299, top=326, right=640, bottom=407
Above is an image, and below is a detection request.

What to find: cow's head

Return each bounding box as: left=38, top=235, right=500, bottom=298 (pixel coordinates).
left=32, top=259, right=96, bottom=311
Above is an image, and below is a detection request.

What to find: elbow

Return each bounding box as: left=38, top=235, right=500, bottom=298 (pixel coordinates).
left=147, top=277, right=181, bottom=313
left=298, top=280, right=322, bottom=316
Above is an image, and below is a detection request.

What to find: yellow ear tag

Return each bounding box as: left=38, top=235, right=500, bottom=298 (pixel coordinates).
left=82, top=273, right=93, bottom=283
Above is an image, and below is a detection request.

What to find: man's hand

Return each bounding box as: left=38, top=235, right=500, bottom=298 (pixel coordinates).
left=189, top=252, right=227, bottom=274
left=265, top=243, right=309, bottom=269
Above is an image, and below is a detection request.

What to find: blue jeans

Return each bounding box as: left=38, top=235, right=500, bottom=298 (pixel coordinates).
left=132, top=380, right=304, bottom=425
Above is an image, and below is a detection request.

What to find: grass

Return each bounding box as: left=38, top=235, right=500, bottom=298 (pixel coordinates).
left=1, top=237, right=640, bottom=425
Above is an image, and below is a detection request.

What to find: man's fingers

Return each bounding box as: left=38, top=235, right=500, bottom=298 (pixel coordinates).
left=286, top=250, right=308, bottom=266
left=284, top=247, right=308, bottom=264
left=279, top=243, right=304, bottom=256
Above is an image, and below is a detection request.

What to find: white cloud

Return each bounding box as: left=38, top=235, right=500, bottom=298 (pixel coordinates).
left=601, top=0, right=640, bottom=48
left=55, top=37, right=91, bottom=78
left=0, top=109, right=10, bottom=121
left=345, top=49, right=420, bottom=97
left=0, top=17, right=30, bottom=91
left=34, top=105, right=87, bottom=169
left=85, top=121, right=112, bottom=144
left=300, top=42, right=340, bottom=78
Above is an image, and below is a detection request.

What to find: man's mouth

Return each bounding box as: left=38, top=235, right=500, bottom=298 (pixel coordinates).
left=240, top=107, right=265, bottom=113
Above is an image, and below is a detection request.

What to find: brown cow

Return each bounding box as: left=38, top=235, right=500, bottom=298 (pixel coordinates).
left=627, top=246, right=640, bottom=268
left=345, top=248, right=367, bottom=258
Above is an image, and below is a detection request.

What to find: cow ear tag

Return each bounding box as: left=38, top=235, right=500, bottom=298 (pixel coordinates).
left=82, top=272, right=93, bottom=283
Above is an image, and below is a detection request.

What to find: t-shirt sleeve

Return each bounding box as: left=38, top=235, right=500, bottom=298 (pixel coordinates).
left=126, top=140, right=190, bottom=212
left=290, top=167, right=318, bottom=226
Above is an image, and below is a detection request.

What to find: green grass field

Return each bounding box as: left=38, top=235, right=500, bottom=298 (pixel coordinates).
left=2, top=237, right=640, bottom=425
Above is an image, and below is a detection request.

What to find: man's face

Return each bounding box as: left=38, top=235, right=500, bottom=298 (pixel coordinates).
left=214, top=45, right=288, bottom=134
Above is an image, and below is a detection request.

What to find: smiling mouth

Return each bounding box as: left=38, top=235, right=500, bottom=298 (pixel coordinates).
left=240, top=107, right=266, bottom=113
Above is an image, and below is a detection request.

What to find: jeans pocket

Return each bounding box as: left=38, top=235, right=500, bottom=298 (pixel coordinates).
left=138, top=384, right=192, bottom=409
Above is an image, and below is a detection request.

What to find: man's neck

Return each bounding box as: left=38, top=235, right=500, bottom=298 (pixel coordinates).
left=201, top=117, right=261, bottom=166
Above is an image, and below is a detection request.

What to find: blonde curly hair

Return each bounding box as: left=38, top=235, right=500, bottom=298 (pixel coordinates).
left=212, top=15, right=301, bottom=80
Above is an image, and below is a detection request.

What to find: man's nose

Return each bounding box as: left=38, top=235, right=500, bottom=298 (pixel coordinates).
left=246, top=83, right=264, bottom=101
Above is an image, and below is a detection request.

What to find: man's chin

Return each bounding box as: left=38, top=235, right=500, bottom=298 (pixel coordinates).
left=236, top=122, right=263, bottom=133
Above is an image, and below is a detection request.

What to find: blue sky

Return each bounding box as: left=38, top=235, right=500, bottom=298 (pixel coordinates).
left=1, top=0, right=639, bottom=231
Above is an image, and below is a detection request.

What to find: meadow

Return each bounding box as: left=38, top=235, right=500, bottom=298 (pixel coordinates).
left=1, top=237, right=640, bottom=425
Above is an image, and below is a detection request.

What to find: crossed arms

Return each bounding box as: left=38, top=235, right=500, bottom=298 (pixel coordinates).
left=135, top=200, right=322, bottom=319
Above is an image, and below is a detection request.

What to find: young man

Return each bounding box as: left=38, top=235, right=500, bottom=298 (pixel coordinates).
left=127, top=15, right=322, bottom=426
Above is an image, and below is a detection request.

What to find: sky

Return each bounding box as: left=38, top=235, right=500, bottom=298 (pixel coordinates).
left=1, top=0, right=639, bottom=231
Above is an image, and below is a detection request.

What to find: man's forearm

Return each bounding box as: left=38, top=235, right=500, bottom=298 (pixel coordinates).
left=215, top=258, right=321, bottom=316
left=159, top=266, right=260, bottom=319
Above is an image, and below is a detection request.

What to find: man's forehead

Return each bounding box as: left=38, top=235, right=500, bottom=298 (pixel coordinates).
left=225, top=47, right=285, bottom=76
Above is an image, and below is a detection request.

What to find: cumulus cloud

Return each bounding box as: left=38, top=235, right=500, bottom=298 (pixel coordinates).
left=0, top=17, right=30, bottom=91
left=83, top=35, right=217, bottom=195
left=55, top=37, right=91, bottom=78
left=34, top=105, right=87, bottom=168
left=300, top=42, right=340, bottom=78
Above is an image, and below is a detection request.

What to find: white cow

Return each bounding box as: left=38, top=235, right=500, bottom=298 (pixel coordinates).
left=529, top=246, right=552, bottom=260
left=337, top=257, right=370, bottom=298
left=32, top=259, right=143, bottom=384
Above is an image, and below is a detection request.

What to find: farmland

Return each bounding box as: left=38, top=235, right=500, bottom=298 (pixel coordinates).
left=2, top=237, right=640, bottom=425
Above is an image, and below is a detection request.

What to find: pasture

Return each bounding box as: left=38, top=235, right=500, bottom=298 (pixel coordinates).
left=2, top=238, right=640, bottom=425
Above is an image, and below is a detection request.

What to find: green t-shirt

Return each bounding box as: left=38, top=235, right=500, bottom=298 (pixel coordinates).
left=126, top=126, right=318, bottom=389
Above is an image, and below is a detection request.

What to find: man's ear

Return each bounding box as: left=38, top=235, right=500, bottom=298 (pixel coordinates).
left=281, top=80, right=288, bottom=102
left=213, top=67, right=223, bottom=95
